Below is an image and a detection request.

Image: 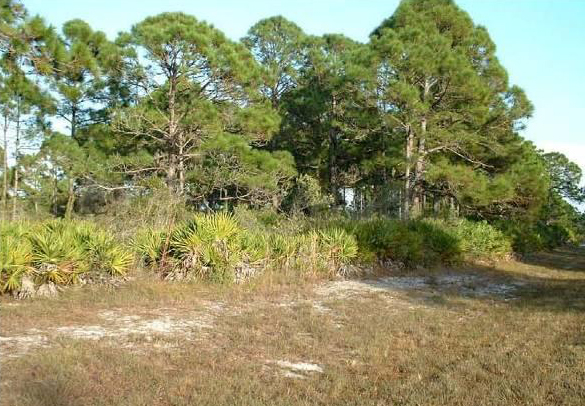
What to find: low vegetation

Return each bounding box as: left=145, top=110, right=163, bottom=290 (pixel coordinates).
left=0, top=220, right=133, bottom=294
left=132, top=212, right=358, bottom=283
left=0, top=0, right=583, bottom=297
left=1, top=211, right=521, bottom=296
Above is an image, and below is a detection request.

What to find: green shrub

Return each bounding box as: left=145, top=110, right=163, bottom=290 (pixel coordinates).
left=28, top=227, right=86, bottom=285
left=351, top=218, right=425, bottom=266
left=134, top=212, right=360, bottom=282
left=133, top=212, right=247, bottom=283
left=170, top=212, right=243, bottom=283
left=319, top=228, right=358, bottom=266
left=84, top=232, right=134, bottom=277
left=445, top=219, right=511, bottom=260
left=409, top=220, right=462, bottom=265
left=239, top=231, right=271, bottom=264
left=132, top=227, right=168, bottom=267
left=0, top=235, right=33, bottom=293
left=498, top=219, right=577, bottom=254
left=329, top=216, right=508, bottom=267
left=0, top=219, right=133, bottom=294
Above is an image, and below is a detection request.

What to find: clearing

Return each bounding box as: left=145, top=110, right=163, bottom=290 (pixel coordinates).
left=1, top=247, right=585, bottom=405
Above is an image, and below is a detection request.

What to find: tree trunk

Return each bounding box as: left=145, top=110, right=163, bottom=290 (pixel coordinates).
left=403, top=125, right=414, bottom=220
left=167, top=153, right=177, bottom=191
left=433, top=194, right=440, bottom=215
left=11, top=98, right=21, bottom=221
left=398, top=188, right=402, bottom=219
left=329, top=133, right=338, bottom=204
left=328, top=96, right=340, bottom=205
left=50, top=173, right=58, bottom=215
left=65, top=177, right=75, bottom=219
left=166, top=71, right=185, bottom=196
left=1, top=111, right=8, bottom=219
left=177, top=134, right=185, bottom=196
left=412, top=79, right=430, bottom=218
left=412, top=120, right=426, bottom=217
left=71, top=105, right=77, bottom=141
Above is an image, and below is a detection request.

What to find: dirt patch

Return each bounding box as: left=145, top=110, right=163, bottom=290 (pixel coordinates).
left=0, top=333, right=49, bottom=357
left=267, top=360, right=324, bottom=379
left=0, top=272, right=526, bottom=359
left=315, top=273, right=524, bottom=300
left=0, top=306, right=218, bottom=358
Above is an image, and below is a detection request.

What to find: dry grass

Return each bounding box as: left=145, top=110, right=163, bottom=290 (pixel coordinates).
left=1, top=247, right=585, bottom=405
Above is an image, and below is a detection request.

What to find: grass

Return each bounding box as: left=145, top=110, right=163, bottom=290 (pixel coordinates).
left=1, top=247, right=585, bottom=405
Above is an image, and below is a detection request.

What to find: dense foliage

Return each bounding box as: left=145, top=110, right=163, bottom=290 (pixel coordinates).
left=133, top=211, right=513, bottom=281
left=0, top=0, right=583, bottom=294
left=0, top=219, right=132, bottom=293
left=133, top=212, right=359, bottom=283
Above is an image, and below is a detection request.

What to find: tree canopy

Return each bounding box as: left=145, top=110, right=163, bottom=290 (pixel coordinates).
left=0, top=0, right=582, bottom=247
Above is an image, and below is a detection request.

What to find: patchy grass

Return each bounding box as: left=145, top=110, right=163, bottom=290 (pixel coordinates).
left=2, top=247, right=585, bottom=405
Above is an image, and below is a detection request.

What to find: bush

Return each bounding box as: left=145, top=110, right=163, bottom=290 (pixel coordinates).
left=352, top=218, right=424, bottom=266
left=446, top=219, right=511, bottom=260
left=0, top=220, right=133, bottom=294
left=350, top=218, right=460, bottom=267
left=316, top=216, right=511, bottom=267
left=498, top=220, right=578, bottom=254
left=409, top=220, right=463, bottom=265
left=132, top=227, right=168, bottom=267
left=0, top=235, right=33, bottom=293
left=133, top=212, right=359, bottom=282
left=170, top=212, right=243, bottom=283
left=319, top=228, right=359, bottom=267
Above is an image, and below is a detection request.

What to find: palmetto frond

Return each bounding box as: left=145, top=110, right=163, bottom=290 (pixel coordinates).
left=0, top=236, right=34, bottom=293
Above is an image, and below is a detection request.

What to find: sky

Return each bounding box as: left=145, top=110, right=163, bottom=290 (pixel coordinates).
left=21, top=0, right=585, bottom=180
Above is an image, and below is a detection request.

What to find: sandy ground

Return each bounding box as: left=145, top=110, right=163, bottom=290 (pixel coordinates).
left=0, top=271, right=525, bottom=361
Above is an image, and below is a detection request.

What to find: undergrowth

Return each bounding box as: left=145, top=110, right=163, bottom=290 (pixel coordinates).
left=1, top=210, right=521, bottom=294
left=0, top=220, right=133, bottom=294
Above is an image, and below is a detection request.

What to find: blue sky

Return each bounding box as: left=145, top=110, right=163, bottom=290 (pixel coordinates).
left=23, top=0, right=585, bottom=177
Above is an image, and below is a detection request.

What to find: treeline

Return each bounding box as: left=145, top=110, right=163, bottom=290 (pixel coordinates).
left=0, top=0, right=583, bottom=251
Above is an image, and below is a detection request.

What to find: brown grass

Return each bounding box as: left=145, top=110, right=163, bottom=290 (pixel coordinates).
left=1, top=247, right=585, bottom=405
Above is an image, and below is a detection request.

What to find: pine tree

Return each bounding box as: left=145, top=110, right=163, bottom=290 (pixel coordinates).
left=35, top=133, right=90, bottom=218
left=542, top=152, right=585, bottom=203
left=112, top=12, right=286, bottom=198
left=47, top=19, right=121, bottom=141
left=0, top=5, right=54, bottom=219
left=0, top=71, right=52, bottom=219
left=370, top=0, right=533, bottom=219
left=243, top=16, right=307, bottom=108
left=278, top=34, right=377, bottom=205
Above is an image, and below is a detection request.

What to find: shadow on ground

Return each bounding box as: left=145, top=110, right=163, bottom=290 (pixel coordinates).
left=521, top=245, right=585, bottom=272
left=357, top=245, right=585, bottom=313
